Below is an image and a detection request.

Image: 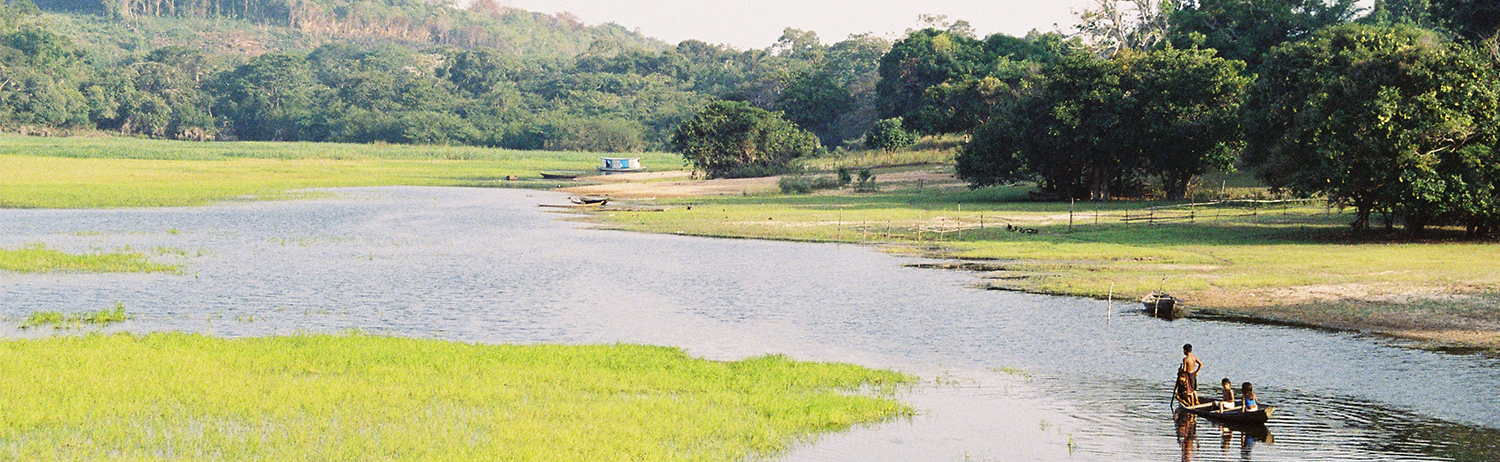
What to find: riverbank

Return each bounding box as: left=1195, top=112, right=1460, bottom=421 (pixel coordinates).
left=3, top=134, right=1494, bottom=349
left=0, top=333, right=911, bottom=460
left=565, top=163, right=1500, bottom=351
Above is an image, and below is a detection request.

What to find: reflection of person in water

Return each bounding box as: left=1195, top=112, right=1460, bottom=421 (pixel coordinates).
left=1241, top=429, right=1256, bottom=459
left=1175, top=410, right=1198, bottom=462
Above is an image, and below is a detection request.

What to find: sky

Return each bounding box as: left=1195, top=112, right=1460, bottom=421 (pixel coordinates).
left=497, top=0, right=1094, bottom=49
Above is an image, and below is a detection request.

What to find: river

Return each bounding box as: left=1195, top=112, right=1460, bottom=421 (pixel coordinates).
left=1, top=187, right=1495, bottom=461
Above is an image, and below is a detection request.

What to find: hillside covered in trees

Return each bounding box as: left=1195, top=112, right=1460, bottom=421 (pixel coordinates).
left=3, top=0, right=1500, bottom=234
left=0, top=0, right=904, bottom=151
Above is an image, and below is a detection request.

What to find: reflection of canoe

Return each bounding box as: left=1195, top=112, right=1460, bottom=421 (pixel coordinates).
left=1142, top=291, right=1186, bottom=319
left=1177, top=398, right=1275, bottom=424
left=1214, top=417, right=1273, bottom=443
left=538, top=203, right=602, bottom=209
left=540, top=172, right=580, bottom=180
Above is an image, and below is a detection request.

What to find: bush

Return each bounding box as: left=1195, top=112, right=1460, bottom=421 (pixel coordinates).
left=864, top=118, right=917, bottom=152
left=672, top=100, right=821, bottom=179
left=778, top=175, right=845, bottom=194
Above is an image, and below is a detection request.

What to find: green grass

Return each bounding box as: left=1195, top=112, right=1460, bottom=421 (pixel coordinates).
left=0, top=243, right=179, bottom=273
left=19, top=303, right=132, bottom=329
left=0, top=333, right=913, bottom=460
left=0, top=135, right=683, bottom=208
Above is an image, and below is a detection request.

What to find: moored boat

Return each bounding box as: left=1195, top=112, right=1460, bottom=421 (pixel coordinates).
left=540, top=172, right=581, bottom=180
left=1142, top=291, right=1186, bottom=319
left=1177, top=398, right=1275, bottom=424
left=597, top=157, right=646, bottom=174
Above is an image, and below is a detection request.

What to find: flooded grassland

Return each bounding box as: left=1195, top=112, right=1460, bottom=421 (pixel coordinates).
left=2, top=187, right=1496, bottom=461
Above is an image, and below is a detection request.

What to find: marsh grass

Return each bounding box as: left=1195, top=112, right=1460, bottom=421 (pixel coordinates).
left=0, top=135, right=681, bottom=208
left=0, top=333, right=913, bottom=460
left=0, top=243, right=178, bottom=273
left=19, top=303, right=131, bottom=329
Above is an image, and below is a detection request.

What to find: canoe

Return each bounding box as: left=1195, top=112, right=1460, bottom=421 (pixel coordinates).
left=538, top=203, right=602, bottom=209
left=1142, top=291, right=1187, bottom=319
left=1177, top=398, right=1275, bottom=424
left=540, top=172, right=580, bottom=180
left=570, top=195, right=608, bottom=205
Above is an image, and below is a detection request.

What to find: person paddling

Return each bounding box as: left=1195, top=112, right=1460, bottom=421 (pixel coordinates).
left=1175, top=370, right=1200, bottom=406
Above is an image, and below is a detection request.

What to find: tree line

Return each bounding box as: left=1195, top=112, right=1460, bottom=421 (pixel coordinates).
left=922, top=0, right=1499, bottom=236
left=0, top=0, right=887, bottom=152
left=3, top=0, right=1499, bottom=235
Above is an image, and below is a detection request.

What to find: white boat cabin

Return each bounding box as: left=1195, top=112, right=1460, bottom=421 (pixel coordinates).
left=598, top=157, right=645, bottom=173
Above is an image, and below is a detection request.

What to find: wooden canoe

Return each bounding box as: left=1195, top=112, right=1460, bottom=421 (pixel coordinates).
left=540, top=172, right=580, bottom=180
left=1177, top=398, right=1275, bottom=424
left=1142, top=291, right=1187, bottom=319
left=570, top=195, right=608, bottom=205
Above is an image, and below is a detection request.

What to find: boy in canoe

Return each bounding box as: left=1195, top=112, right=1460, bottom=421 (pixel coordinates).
left=1180, top=344, right=1202, bottom=395
left=1217, top=378, right=1237, bottom=411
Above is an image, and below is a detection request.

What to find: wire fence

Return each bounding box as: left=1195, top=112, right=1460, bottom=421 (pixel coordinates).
left=820, top=198, right=1335, bottom=243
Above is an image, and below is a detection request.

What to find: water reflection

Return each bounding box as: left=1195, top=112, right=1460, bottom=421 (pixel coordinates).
left=1, top=187, right=1497, bottom=462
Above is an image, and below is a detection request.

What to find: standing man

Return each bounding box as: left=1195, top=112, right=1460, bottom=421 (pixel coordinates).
left=1180, top=343, right=1203, bottom=398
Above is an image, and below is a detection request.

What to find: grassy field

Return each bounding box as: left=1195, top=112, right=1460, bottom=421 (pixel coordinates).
left=0, top=333, right=912, bottom=461
left=591, top=165, right=1500, bottom=349
left=0, top=243, right=179, bottom=273
left=0, top=135, right=682, bottom=208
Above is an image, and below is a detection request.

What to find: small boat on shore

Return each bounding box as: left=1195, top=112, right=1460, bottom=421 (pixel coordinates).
left=570, top=195, right=608, bottom=206
left=1177, top=398, right=1275, bottom=424
left=540, top=172, right=581, bottom=180
left=1142, top=291, right=1186, bottom=319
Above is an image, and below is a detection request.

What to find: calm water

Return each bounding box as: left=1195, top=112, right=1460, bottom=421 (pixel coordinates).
left=1, top=187, right=1496, bottom=461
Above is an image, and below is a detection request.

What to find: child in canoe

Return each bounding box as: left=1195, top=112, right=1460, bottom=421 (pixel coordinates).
left=1175, top=370, right=1200, bottom=406
left=1240, top=382, right=1259, bottom=412
left=1216, top=378, right=1237, bottom=411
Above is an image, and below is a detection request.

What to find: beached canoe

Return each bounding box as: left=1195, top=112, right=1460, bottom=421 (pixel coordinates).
left=571, top=195, right=608, bottom=205
left=540, top=172, right=580, bottom=180
left=1177, top=398, right=1275, bottom=424
left=1142, top=291, right=1187, bottom=319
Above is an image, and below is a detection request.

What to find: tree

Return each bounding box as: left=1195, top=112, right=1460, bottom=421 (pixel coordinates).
left=958, top=52, right=1137, bottom=200
left=671, top=100, right=820, bottom=179
left=957, top=47, right=1248, bottom=200
left=1169, top=0, right=1359, bottom=68
left=211, top=53, right=324, bottom=141
left=864, top=117, right=916, bottom=152
left=875, top=28, right=985, bottom=121
left=1132, top=47, right=1250, bottom=199
left=774, top=71, right=853, bottom=146
left=1430, top=0, right=1500, bottom=42
left=1074, top=0, right=1176, bottom=55
left=1244, top=24, right=1500, bottom=233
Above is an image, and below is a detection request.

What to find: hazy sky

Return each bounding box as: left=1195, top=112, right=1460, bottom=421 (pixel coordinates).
left=499, top=0, right=1093, bottom=49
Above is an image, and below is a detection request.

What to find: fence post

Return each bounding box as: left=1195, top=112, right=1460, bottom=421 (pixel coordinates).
left=1069, top=198, right=1075, bottom=231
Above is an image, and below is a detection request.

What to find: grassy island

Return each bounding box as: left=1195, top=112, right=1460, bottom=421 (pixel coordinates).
left=0, top=333, right=912, bottom=460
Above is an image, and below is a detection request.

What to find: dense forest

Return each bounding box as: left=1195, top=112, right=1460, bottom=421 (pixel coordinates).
left=1, top=0, right=1498, bottom=233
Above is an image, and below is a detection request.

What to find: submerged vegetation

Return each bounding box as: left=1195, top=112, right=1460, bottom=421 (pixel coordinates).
left=19, top=302, right=131, bottom=329
left=0, top=333, right=913, bottom=460
left=0, top=243, right=178, bottom=273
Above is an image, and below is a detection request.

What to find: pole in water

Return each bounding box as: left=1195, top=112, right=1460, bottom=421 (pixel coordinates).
left=1108, top=282, right=1114, bottom=327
